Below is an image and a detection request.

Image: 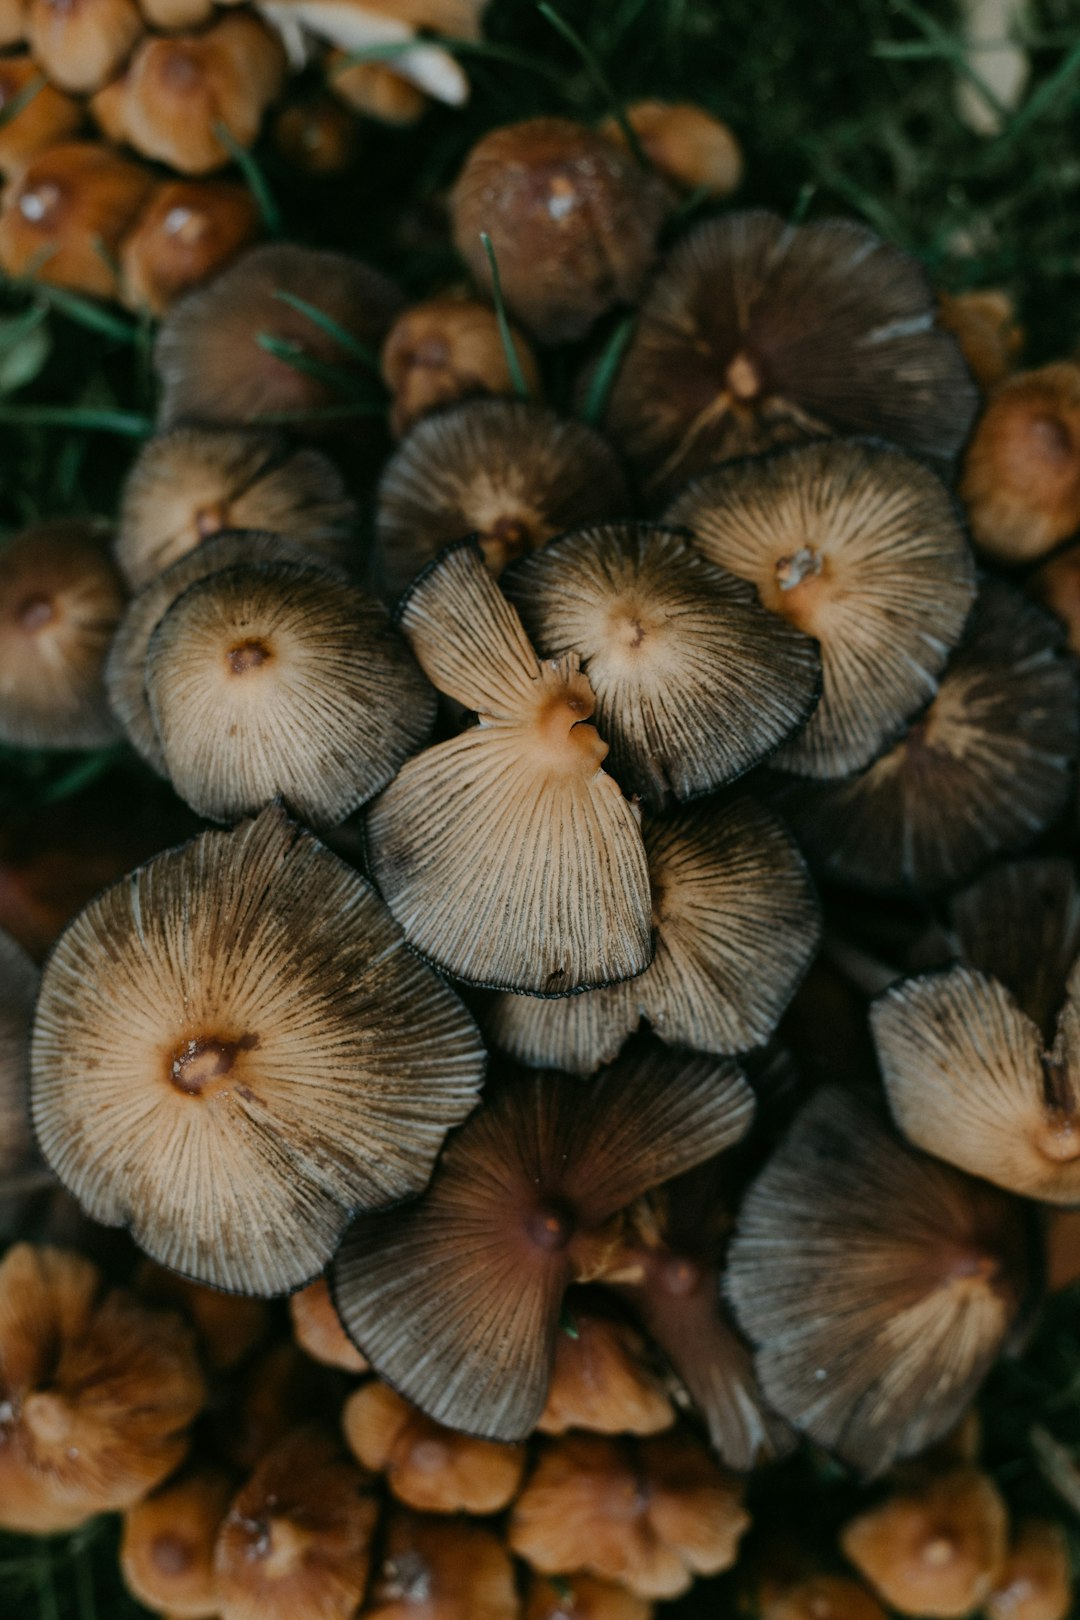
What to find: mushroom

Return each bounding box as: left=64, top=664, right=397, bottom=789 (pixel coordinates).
left=761, top=1575, right=888, bottom=1620
left=961, top=363, right=1080, bottom=563
left=0, top=1243, right=205, bottom=1531
left=770, top=582, right=1079, bottom=891
left=257, top=0, right=472, bottom=106
left=328, top=54, right=427, bottom=126
left=450, top=117, right=673, bottom=344
left=374, top=401, right=628, bottom=600
left=274, top=94, right=358, bottom=174
left=605, top=211, right=978, bottom=496
left=30, top=804, right=486, bottom=1294
left=343, top=1379, right=526, bottom=1513
left=509, top=1429, right=750, bottom=1600
left=537, top=1294, right=674, bottom=1436
left=667, top=438, right=977, bottom=779
left=364, top=541, right=652, bottom=994
left=289, top=1275, right=368, bottom=1372
left=524, top=1572, right=654, bottom=1620
left=0, top=519, right=125, bottom=750
left=136, top=1261, right=271, bottom=1371
left=145, top=557, right=434, bottom=826
left=139, top=0, right=214, bottom=24
left=219, top=1342, right=341, bottom=1472
left=985, top=1520, right=1073, bottom=1620
left=120, top=1462, right=234, bottom=1619
left=364, top=1508, right=519, bottom=1620
left=26, top=0, right=143, bottom=94
left=0, top=54, right=81, bottom=177
left=331, top=1043, right=755, bottom=1439
left=119, top=180, right=262, bottom=318
left=381, top=296, right=541, bottom=439
left=937, top=289, right=1023, bottom=391
left=1033, top=537, right=1080, bottom=657
left=504, top=522, right=822, bottom=803
left=600, top=101, right=743, bottom=197
left=840, top=1468, right=1008, bottom=1618
left=0, top=0, right=24, bottom=45
left=0, top=926, right=38, bottom=1182
left=116, top=425, right=355, bottom=591
left=725, top=1086, right=1035, bottom=1475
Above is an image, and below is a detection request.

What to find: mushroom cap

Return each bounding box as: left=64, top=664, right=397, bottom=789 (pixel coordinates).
left=381, top=295, right=541, bottom=440
left=0, top=519, right=125, bottom=750
left=26, top=0, right=144, bottom=94
left=329, top=55, right=428, bottom=126
left=509, top=1430, right=750, bottom=1600
left=365, top=541, right=652, bottom=994
left=961, top=363, right=1080, bottom=564
left=375, top=400, right=628, bottom=600
left=0, top=1244, right=205, bottom=1532
left=116, top=425, right=355, bottom=592
left=667, top=438, right=977, bottom=779
left=539, top=1295, right=674, bottom=1437
left=364, top=1508, right=519, bottom=1620
left=218, top=1342, right=340, bottom=1473
left=936, top=289, right=1023, bottom=392
left=524, top=1572, right=654, bottom=1620
left=30, top=805, right=486, bottom=1295
left=120, top=1461, right=234, bottom=1620
left=343, top=1379, right=526, bottom=1513
left=770, top=582, right=1080, bottom=891
left=332, top=1043, right=754, bottom=1439
left=1033, top=536, right=1080, bottom=658
left=289, top=1275, right=368, bottom=1372
left=985, top=1520, right=1073, bottom=1620
left=274, top=93, right=359, bottom=175
left=136, top=1260, right=271, bottom=1371
left=504, top=523, right=821, bottom=803
left=486, top=981, right=637, bottom=1078
left=0, top=141, right=154, bottom=298
left=0, top=54, right=82, bottom=177
left=119, top=179, right=262, bottom=318
left=0, top=926, right=38, bottom=1179
left=725, top=1086, right=1034, bottom=1475
left=601, top=100, right=743, bottom=197
left=761, top=1575, right=888, bottom=1620
left=605, top=210, right=977, bottom=496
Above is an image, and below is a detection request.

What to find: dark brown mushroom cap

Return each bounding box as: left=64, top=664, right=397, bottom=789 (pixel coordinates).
left=374, top=400, right=629, bottom=601
left=504, top=523, right=821, bottom=803
left=0, top=926, right=38, bottom=1179
left=145, top=559, right=435, bottom=827
left=770, top=582, right=1080, bottom=891
left=760, top=1574, right=889, bottom=1620
left=725, top=1086, right=1034, bottom=1475
left=30, top=805, right=486, bottom=1295
left=947, top=859, right=1080, bottom=1040
left=364, top=1508, right=519, bottom=1620
left=667, top=438, right=977, bottom=779
left=0, top=520, right=125, bottom=750
left=365, top=542, right=652, bottom=995
left=605, top=210, right=977, bottom=496
left=120, top=1461, right=234, bottom=1619
left=331, top=1043, right=754, bottom=1440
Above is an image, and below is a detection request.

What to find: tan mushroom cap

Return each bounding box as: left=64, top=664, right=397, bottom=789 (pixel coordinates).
left=0, top=141, right=154, bottom=298
left=0, top=55, right=81, bottom=177
left=30, top=806, right=486, bottom=1295
left=120, top=1462, right=234, bottom=1620
left=1033, top=537, right=1080, bottom=658
left=328, top=54, right=427, bottom=126
left=26, top=0, right=143, bottom=94
left=289, top=1275, right=368, bottom=1372
left=119, top=180, right=261, bottom=318
left=985, top=1520, right=1073, bottom=1620
left=0, top=926, right=38, bottom=1180
left=961, top=364, right=1080, bottom=564
left=537, top=1299, right=674, bottom=1437
left=601, top=101, right=743, bottom=197
left=381, top=295, right=541, bottom=439
left=937, top=289, right=1023, bottom=391
left=364, top=1509, right=519, bottom=1620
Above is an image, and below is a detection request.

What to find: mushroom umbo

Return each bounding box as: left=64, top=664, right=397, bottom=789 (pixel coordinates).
left=119, top=180, right=262, bottom=318
left=0, top=519, right=125, bottom=750
left=374, top=401, right=629, bottom=599
left=985, top=1520, right=1073, bottom=1620
left=504, top=523, right=821, bottom=803
left=0, top=1244, right=205, bottom=1531
left=213, top=1427, right=378, bottom=1620
left=667, top=438, right=977, bottom=779
left=117, top=425, right=355, bottom=591
left=30, top=805, right=486, bottom=1294
left=26, top=0, right=143, bottom=94
left=770, top=582, right=1080, bottom=891
left=0, top=141, right=154, bottom=298
left=289, top=1275, right=368, bottom=1372
left=509, top=1430, right=750, bottom=1600
left=364, top=1509, right=519, bottom=1620
left=960, top=363, right=1080, bottom=564
left=725, top=1086, right=1035, bottom=1475
left=343, top=1379, right=526, bottom=1513
left=120, top=1462, right=234, bottom=1619
left=0, top=55, right=81, bottom=177
left=937, top=289, right=1023, bottom=391
left=840, top=1467, right=1008, bottom=1618
left=332, top=1043, right=754, bottom=1439
left=365, top=541, right=651, bottom=994
left=0, top=926, right=38, bottom=1181
left=450, top=117, right=673, bottom=344
left=604, top=211, right=978, bottom=496
left=600, top=101, right=743, bottom=197
left=487, top=796, right=820, bottom=1072
left=381, top=295, right=541, bottom=439
left=525, top=1572, right=654, bottom=1620
left=538, top=1294, right=675, bottom=1436
left=145, top=558, right=434, bottom=826
left=136, top=1261, right=271, bottom=1372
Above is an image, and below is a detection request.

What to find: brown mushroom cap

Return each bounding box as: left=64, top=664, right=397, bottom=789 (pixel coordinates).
left=289, top=1275, right=368, bottom=1372
left=0, top=926, right=38, bottom=1180
left=364, top=1508, right=519, bottom=1620
left=26, top=0, right=143, bottom=94
left=136, top=1260, right=271, bottom=1372
left=1033, top=536, right=1080, bottom=658
left=0, top=54, right=82, bottom=177
left=120, top=1461, right=234, bottom=1619
left=30, top=805, right=486, bottom=1294
left=381, top=295, right=541, bottom=440
left=605, top=210, right=977, bottom=496
left=0, top=141, right=154, bottom=298
left=0, top=1244, right=205, bottom=1532
left=524, top=1572, right=654, bottom=1620
left=761, top=1574, right=888, bottom=1620
left=961, top=363, right=1080, bottom=564
left=537, top=1296, right=674, bottom=1437
left=332, top=1044, right=754, bottom=1439
left=985, top=1519, right=1073, bottom=1620
left=601, top=101, right=743, bottom=197
left=937, top=289, right=1023, bottom=392
left=218, top=1342, right=341, bottom=1473
left=119, top=180, right=262, bottom=318
left=329, top=55, right=428, bottom=126
left=667, top=438, right=977, bottom=779
left=726, top=1086, right=1034, bottom=1475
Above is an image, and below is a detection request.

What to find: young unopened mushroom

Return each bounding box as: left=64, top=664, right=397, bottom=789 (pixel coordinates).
left=214, top=1427, right=378, bottom=1620
left=451, top=117, right=673, bottom=344
left=137, top=1261, right=271, bottom=1372
left=290, top=1275, right=368, bottom=1372
left=120, top=1462, right=234, bottom=1619
left=117, top=426, right=355, bottom=591
left=0, top=55, right=81, bottom=176
left=343, top=1380, right=526, bottom=1513
left=985, top=1520, right=1072, bottom=1620
left=0, top=519, right=125, bottom=750
left=30, top=805, right=486, bottom=1294
left=667, top=438, right=977, bottom=779
left=328, top=55, right=427, bottom=126
left=771, top=582, right=1080, bottom=891
left=937, top=289, right=1023, bottom=391
left=600, top=101, right=743, bottom=196
left=274, top=94, right=358, bottom=174
left=26, top=0, right=143, bottom=94
left=381, top=296, right=541, bottom=439
left=0, top=141, right=154, bottom=297
left=365, top=1509, right=519, bottom=1620
left=538, top=1296, right=674, bottom=1436
left=840, top=1468, right=1008, bottom=1618
left=961, top=363, right=1080, bottom=563
left=726, top=1087, right=1034, bottom=1475
left=0, top=927, right=38, bottom=1182
left=509, top=1430, right=749, bottom=1600
left=525, top=1572, right=654, bottom=1620
left=365, top=541, right=651, bottom=993
left=332, top=1044, right=754, bottom=1439
left=119, top=180, right=261, bottom=317
left=0, top=1243, right=205, bottom=1531
left=606, top=211, right=977, bottom=495
left=375, top=401, right=627, bottom=599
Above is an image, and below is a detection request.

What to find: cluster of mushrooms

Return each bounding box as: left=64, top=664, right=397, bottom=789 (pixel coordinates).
left=0, top=87, right=1079, bottom=1620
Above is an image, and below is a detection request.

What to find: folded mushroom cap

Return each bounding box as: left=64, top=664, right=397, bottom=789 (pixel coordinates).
left=0, top=926, right=38, bottom=1180
left=289, top=1274, right=368, bottom=1372
left=668, top=438, right=977, bottom=779
left=0, top=1244, right=205, bottom=1532
left=381, top=297, right=541, bottom=440
left=985, top=1520, right=1073, bottom=1620
left=961, top=363, right=1080, bottom=564
left=364, top=1509, right=519, bottom=1620
left=375, top=401, right=628, bottom=600
left=332, top=1044, right=754, bottom=1439
left=120, top=1461, right=234, bottom=1620
left=601, top=100, right=743, bottom=197
left=524, top=1572, right=655, bottom=1620
left=136, top=1261, right=271, bottom=1371
left=504, top=524, right=821, bottom=803
left=726, top=1086, right=1034, bottom=1475
left=26, top=0, right=143, bottom=94
left=605, top=211, right=977, bottom=496
left=0, top=141, right=154, bottom=298
left=486, top=981, right=637, bottom=1078
left=366, top=542, right=652, bottom=994
left=329, top=54, right=427, bottom=126
left=0, top=54, right=82, bottom=177
left=31, top=806, right=486, bottom=1294
left=119, top=180, right=262, bottom=318
left=537, top=1295, right=675, bottom=1436
left=509, top=1430, right=750, bottom=1600
left=936, top=289, right=1023, bottom=392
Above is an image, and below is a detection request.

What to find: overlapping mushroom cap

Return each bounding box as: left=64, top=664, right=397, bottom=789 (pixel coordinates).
left=0, top=927, right=38, bottom=1181
left=364, top=1509, right=519, bottom=1620
left=30, top=805, right=486, bottom=1294
left=120, top=1462, right=234, bottom=1619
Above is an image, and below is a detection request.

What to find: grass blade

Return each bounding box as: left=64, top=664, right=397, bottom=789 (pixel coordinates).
left=214, top=122, right=282, bottom=235
left=535, top=1, right=651, bottom=167
left=0, top=404, right=152, bottom=435
left=272, top=290, right=383, bottom=374
left=479, top=233, right=531, bottom=399
left=581, top=313, right=634, bottom=426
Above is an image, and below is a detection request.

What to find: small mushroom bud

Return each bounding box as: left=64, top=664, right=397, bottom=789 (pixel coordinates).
left=451, top=117, right=673, bottom=344
left=120, top=1462, right=234, bottom=1620
left=289, top=1275, right=368, bottom=1372
left=601, top=101, right=743, bottom=197
left=274, top=94, right=359, bottom=174
left=381, top=294, right=540, bottom=438
left=0, top=54, right=81, bottom=178
left=937, top=288, right=1023, bottom=390
left=26, top=0, right=143, bottom=94
left=328, top=54, right=427, bottom=125
left=119, top=179, right=261, bottom=316
left=961, top=363, right=1080, bottom=564
left=986, top=1520, right=1073, bottom=1620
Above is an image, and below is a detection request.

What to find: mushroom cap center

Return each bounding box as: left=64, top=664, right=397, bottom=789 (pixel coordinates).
left=726, top=351, right=763, bottom=403
left=479, top=514, right=534, bottom=573
left=226, top=638, right=273, bottom=675
left=19, top=182, right=62, bottom=225
left=169, top=1034, right=257, bottom=1098
left=14, top=593, right=56, bottom=633
left=920, top=1533, right=959, bottom=1568
left=410, top=1437, right=451, bottom=1473
left=150, top=1533, right=196, bottom=1576
left=194, top=501, right=229, bottom=540
left=655, top=1253, right=704, bottom=1298
left=22, top=1391, right=73, bottom=1448
left=259, top=1516, right=311, bottom=1581
left=530, top=667, right=608, bottom=772
left=524, top=1197, right=576, bottom=1253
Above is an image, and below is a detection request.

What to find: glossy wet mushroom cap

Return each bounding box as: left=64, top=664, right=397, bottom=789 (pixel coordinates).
left=119, top=180, right=261, bottom=317
left=0, top=927, right=38, bottom=1180
left=937, top=289, right=1023, bottom=391
left=274, top=94, right=359, bottom=174
left=120, top=1462, right=234, bottom=1620
left=26, top=0, right=143, bottom=94
left=364, top=1509, right=519, bottom=1620
left=0, top=54, right=81, bottom=177
left=600, top=101, right=743, bottom=197
left=985, top=1520, right=1073, bottom=1620
left=289, top=1275, right=368, bottom=1372
left=961, top=363, right=1080, bottom=564
left=30, top=806, right=486, bottom=1294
